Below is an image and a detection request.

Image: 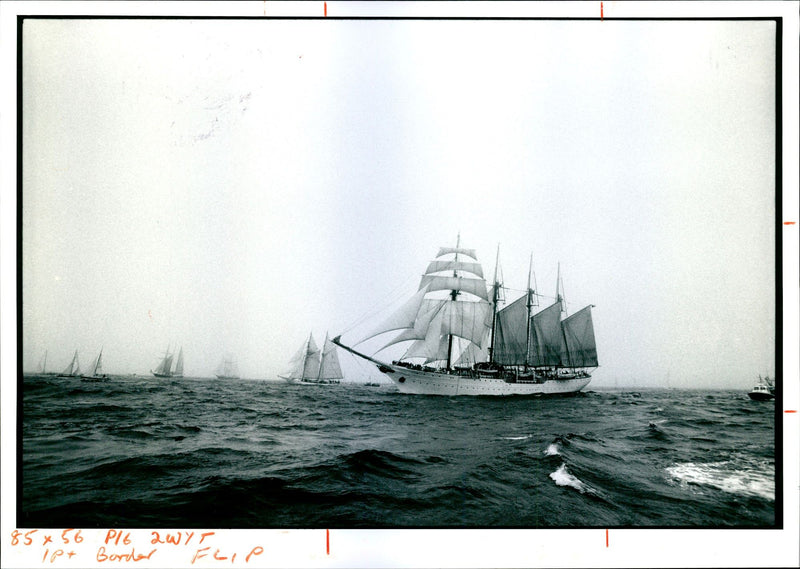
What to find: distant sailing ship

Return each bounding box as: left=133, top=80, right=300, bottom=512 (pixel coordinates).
left=35, top=350, right=57, bottom=376
left=748, top=375, right=775, bottom=401
left=334, top=238, right=598, bottom=396
left=57, top=350, right=82, bottom=378
left=152, top=346, right=184, bottom=378
left=82, top=349, right=108, bottom=381
left=281, top=332, right=343, bottom=384
left=216, top=355, right=240, bottom=379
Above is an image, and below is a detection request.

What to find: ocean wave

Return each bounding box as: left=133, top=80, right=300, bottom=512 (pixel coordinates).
left=502, top=434, right=532, bottom=441
left=666, top=461, right=775, bottom=501
left=549, top=463, right=587, bottom=493
left=111, top=428, right=155, bottom=440
left=340, top=449, right=427, bottom=476
left=544, top=443, right=561, bottom=456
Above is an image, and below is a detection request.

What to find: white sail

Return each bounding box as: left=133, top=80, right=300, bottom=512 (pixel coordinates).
left=418, top=275, right=489, bottom=301
left=560, top=305, right=598, bottom=367
left=529, top=301, right=565, bottom=367
left=283, top=342, right=309, bottom=380
left=378, top=299, right=445, bottom=352
left=302, top=334, right=321, bottom=380
left=319, top=334, right=344, bottom=381
left=88, top=350, right=103, bottom=376
left=61, top=350, right=80, bottom=376
left=37, top=351, right=48, bottom=374
left=154, top=351, right=174, bottom=375
left=440, top=299, right=492, bottom=347
left=364, top=243, right=493, bottom=368
left=436, top=246, right=477, bottom=260
left=401, top=308, right=446, bottom=361
left=425, top=260, right=484, bottom=279
left=455, top=329, right=490, bottom=366
left=425, top=334, right=451, bottom=365
left=493, top=295, right=529, bottom=365
left=174, top=348, right=184, bottom=376
left=401, top=339, right=429, bottom=361
left=358, top=284, right=432, bottom=344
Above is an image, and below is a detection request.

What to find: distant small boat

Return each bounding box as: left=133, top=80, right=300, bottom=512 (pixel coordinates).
left=216, top=355, right=240, bottom=379
left=82, top=349, right=109, bottom=381
left=57, top=350, right=81, bottom=378
left=35, top=350, right=57, bottom=376
left=748, top=375, right=775, bottom=401
left=152, top=346, right=184, bottom=378
left=280, top=332, right=343, bottom=384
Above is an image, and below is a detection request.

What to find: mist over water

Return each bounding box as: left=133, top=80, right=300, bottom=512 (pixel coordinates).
left=22, top=375, right=775, bottom=528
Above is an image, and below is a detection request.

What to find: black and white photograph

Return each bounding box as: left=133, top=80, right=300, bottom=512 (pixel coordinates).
left=2, top=1, right=798, bottom=567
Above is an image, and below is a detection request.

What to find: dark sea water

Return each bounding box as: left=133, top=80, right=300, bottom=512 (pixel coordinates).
left=21, top=375, right=776, bottom=528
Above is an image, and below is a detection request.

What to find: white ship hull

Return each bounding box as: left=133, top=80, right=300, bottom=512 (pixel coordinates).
left=380, top=364, right=591, bottom=396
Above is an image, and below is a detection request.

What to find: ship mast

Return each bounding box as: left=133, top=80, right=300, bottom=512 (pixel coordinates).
left=556, top=262, right=568, bottom=317
left=525, top=253, right=533, bottom=371
left=446, top=233, right=461, bottom=369
left=304, top=333, right=312, bottom=380
left=488, top=244, right=501, bottom=364
left=317, top=334, right=327, bottom=381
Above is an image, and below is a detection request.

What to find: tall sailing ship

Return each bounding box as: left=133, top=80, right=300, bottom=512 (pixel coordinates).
left=216, top=355, right=240, bottom=379
left=281, top=332, right=344, bottom=384
left=35, top=350, right=57, bottom=376
left=152, top=346, right=184, bottom=378
left=334, top=238, right=598, bottom=396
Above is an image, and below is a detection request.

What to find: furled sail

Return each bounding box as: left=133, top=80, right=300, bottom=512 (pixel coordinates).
left=319, top=334, right=344, bottom=381
left=528, top=302, right=565, bottom=367
left=560, top=305, right=598, bottom=367
left=493, top=295, right=529, bottom=365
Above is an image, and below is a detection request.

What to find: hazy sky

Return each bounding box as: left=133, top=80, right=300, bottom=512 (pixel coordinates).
left=20, top=15, right=778, bottom=388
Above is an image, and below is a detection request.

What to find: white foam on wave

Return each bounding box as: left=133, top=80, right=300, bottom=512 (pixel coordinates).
left=666, top=461, right=775, bottom=501
left=544, top=443, right=560, bottom=456
left=502, top=434, right=532, bottom=441
left=549, top=463, right=586, bottom=493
